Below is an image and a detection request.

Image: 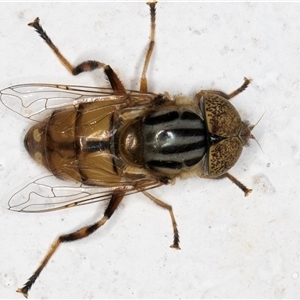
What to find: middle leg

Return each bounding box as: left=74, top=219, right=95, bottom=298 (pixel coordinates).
left=142, top=191, right=180, bottom=249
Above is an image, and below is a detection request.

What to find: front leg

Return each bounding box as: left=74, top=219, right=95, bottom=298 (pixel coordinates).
left=195, top=77, right=251, bottom=101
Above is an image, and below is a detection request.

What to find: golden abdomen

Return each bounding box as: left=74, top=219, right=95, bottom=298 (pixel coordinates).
left=24, top=101, right=124, bottom=186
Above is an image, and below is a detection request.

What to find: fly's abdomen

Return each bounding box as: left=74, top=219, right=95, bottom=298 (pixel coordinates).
left=24, top=100, right=126, bottom=186
left=24, top=108, right=80, bottom=181
left=142, top=108, right=207, bottom=174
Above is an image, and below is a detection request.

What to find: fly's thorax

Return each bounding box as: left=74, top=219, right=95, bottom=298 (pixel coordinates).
left=141, top=106, right=207, bottom=175
left=116, top=106, right=208, bottom=177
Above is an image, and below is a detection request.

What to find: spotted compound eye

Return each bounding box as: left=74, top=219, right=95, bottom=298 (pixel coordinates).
left=202, top=94, right=244, bottom=177
left=203, top=94, right=242, bottom=137
left=207, top=137, right=243, bottom=177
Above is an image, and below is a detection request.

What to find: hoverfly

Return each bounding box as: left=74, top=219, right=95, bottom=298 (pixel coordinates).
left=0, top=1, right=256, bottom=298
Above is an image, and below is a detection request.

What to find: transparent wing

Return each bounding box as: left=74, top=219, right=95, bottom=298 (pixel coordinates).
left=6, top=174, right=162, bottom=213
left=0, top=83, right=157, bottom=121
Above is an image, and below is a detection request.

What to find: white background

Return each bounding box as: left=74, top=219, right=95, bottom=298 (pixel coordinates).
left=0, top=2, right=300, bottom=299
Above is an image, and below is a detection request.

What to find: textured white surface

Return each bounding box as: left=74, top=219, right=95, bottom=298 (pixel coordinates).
left=0, top=2, right=300, bottom=299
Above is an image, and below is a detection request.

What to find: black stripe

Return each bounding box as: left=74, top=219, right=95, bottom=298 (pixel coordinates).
left=181, top=111, right=200, bottom=120
left=147, top=160, right=182, bottom=169
left=184, top=156, right=203, bottom=167
left=144, top=111, right=179, bottom=125
left=86, top=140, right=110, bottom=152
left=161, top=140, right=207, bottom=154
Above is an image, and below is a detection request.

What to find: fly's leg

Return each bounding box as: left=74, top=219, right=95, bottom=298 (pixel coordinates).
left=28, top=18, right=126, bottom=94
left=140, top=1, right=157, bottom=92
left=17, top=190, right=125, bottom=298
left=142, top=191, right=180, bottom=250
left=195, top=77, right=251, bottom=100
left=203, top=173, right=252, bottom=197
left=224, top=172, right=252, bottom=196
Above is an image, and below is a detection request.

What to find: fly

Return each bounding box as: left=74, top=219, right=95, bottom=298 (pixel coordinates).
left=0, top=1, right=256, bottom=298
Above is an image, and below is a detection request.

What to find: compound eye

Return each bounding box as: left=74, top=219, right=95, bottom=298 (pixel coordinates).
left=207, top=137, right=243, bottom=177
left=203, top=94, right=241, bottom=137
